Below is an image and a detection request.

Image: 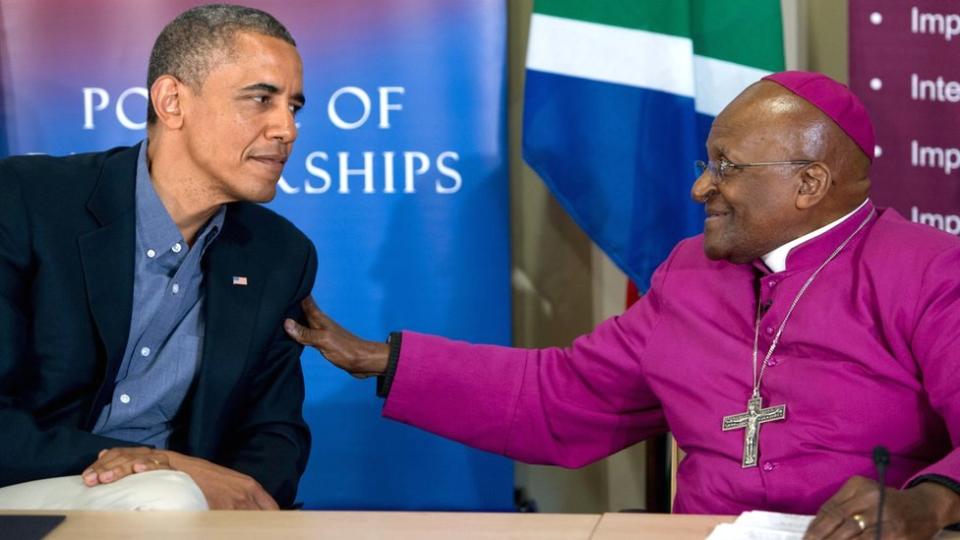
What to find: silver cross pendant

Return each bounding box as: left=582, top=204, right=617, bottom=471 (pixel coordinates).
left=722, top=393, right=786, bottom=467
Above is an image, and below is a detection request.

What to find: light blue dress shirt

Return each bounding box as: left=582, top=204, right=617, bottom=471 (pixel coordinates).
left=93, top=141, right=225, bottom=448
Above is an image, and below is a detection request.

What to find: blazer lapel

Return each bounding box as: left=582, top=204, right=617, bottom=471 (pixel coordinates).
left=77, top=145, right=139, bottom=426
left=182, top=209, right=265, bottom=456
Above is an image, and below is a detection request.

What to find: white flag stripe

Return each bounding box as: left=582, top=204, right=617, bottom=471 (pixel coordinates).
left=526, top=14, right=695, bottom=97
left=526, top=14, right=773, bottom=117
left=693, top=56, right=772, bottom=117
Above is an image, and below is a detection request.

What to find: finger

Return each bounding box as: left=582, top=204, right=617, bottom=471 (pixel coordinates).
left=132, top=454, right=171, bottom=473
left=98, top=462, right=133, bottom=484
left=826, top=483, right=879, bottom=529
left=252, top=488, right=279, bottom=510
left=284, top=318, right=302, bottom=338
left=94, top=454, right=154, bottom=483
left=239, top=499, right=261, bottom=510
left=96, top=447, right=150, bottom=463
left=223, top=495, right=259, bottom=510
left=82, top=468, right=100, bottom=486
left=805, top=477, right=874, bottom=532
left=85, top=447, right=144, bottom=480
left=830, top=514, right=872, bottom=540
left=84, top=449, right=118, bottom=485
left=806, top=502, right=874, bottom=540
left=805, top=507, right=846, bottom=539
left=90, top=465, right=121, bottom=484
left=301, top=296, right=327, bottom=328
left=131, top=461, right=167, bottom=473
left=827, top=477, right=874, bottom=507
left=284, top=318, right=318, bottom=345
left=90, top=454, right=131, bottom=474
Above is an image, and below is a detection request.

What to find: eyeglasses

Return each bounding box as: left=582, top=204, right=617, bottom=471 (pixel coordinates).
left=695, top=158, right=814, bottom=183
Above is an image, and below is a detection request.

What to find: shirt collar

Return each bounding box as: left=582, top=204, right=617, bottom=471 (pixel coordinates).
left=135, top=140, right=225, bottom=258
left=760, top=198, right=871, bottom=273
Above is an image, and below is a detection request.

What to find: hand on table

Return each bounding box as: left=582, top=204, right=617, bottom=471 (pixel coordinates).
left=804, top=475, right=960, bottom=539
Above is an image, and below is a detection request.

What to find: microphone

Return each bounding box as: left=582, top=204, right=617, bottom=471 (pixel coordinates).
left=873, top=446, right=890, bottom=540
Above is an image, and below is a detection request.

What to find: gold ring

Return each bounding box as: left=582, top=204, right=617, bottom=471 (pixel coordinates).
left=851, top=513, right=866, bottom=532
left=151, top=459, right=162, bottom=466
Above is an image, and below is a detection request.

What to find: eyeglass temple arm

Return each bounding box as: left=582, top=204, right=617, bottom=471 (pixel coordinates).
left=735, top=160, right=815, bottom=168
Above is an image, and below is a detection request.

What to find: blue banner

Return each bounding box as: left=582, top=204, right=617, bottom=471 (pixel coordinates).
left=0, top=0, right=512, bottom=510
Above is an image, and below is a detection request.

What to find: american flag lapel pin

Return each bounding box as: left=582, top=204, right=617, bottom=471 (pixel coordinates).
left=232, top=276, right=248, bottom=286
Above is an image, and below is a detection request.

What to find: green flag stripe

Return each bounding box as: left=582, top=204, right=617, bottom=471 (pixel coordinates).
left=691, top=0, right=784, bottom=71
left=533, top=0, right=784, bottom=71
left=533, top=0, right=692, bottom=40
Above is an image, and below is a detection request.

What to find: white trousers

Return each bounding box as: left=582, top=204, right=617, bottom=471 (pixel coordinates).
left=0, top=470, right=208, bottom=510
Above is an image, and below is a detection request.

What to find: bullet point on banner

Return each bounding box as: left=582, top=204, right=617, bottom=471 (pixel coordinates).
left=870, top=12, right=883, bottom=25
left=874, top=145, right=882, bottom=158
left=870, top=78, right=883, bottom=91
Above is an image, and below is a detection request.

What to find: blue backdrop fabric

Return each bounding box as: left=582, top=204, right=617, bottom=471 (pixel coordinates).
left=0, top=0, right=512, bottom=510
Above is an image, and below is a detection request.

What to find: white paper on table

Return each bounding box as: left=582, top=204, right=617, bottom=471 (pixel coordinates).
left=706, top=511, right=815, bottom=540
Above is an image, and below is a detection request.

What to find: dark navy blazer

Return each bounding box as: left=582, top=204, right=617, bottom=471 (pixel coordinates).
left=0, top=144, right=316, bottom=507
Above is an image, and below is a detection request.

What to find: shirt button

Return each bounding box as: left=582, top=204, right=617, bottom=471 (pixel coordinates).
left=762, top=462, right=776, bottom=472
left=766, top=326, right=775, bottom=335
left=172, top=243, right=183, bottom=253
left=172, top=283, right=180, bottom=294
left=140, top=347, right=151, bottom=357
left=146, top=249, right=157, bottom=258
left=766, top=358, right=778, bottom=367
left=119, top=393, right=131, bottom=404
left=768, top=280, right=776, bottom=288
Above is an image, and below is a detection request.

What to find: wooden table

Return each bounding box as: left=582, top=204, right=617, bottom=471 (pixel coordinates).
left=591, top=513, right=960, bottom=539
left=591, top=513, right=734, bottom=539
left=7, top=511, right=959, bottom=539
left=33, top=511, right=601, bottom=540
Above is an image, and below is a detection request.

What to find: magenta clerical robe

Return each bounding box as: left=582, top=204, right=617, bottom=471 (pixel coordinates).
left=382, top=201, right=960, bottom=514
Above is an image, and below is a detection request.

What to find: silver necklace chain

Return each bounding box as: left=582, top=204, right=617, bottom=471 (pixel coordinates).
left=751, top=208, right=876, bottom=397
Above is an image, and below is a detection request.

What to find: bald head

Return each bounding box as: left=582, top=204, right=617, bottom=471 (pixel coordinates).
left=718, top=81, right=870, bottom=214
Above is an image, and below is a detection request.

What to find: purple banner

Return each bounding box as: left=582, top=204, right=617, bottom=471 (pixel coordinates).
left=850, top=1, right=960, bottom=234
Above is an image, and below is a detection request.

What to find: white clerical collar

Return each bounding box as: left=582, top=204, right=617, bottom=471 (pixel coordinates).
left=761, top=199, right=869, bottom=273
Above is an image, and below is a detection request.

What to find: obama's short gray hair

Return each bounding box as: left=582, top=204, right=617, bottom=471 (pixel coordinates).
left=146, top=4, right=295, bottom=124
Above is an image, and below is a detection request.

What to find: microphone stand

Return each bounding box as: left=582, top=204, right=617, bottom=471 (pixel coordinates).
left=873, top=446, right=890, bottom=540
